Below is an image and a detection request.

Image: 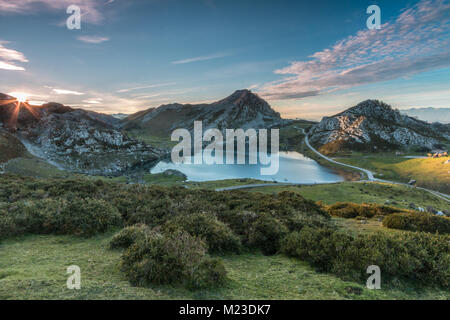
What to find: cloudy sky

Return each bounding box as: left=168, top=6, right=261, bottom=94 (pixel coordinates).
left=0, top=0, right=449, bottom=119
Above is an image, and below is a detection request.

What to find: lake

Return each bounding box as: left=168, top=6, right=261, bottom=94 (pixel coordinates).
left=150, top=151, right=344, bottom=184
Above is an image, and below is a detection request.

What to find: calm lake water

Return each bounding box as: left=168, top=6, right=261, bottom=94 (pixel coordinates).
left=150, top=151, right=344, bottom=184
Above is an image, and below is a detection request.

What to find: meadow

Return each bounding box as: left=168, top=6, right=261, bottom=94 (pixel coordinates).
left=334, top=153, right=450, bottom=194
left=0, top=175, right=448, bottom=300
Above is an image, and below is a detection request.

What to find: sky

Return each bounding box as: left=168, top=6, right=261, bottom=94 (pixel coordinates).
left=0, top=0, right=449, bottom=120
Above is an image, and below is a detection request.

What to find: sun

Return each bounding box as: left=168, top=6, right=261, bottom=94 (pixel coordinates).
left=9, top=92, right=29, bottom=103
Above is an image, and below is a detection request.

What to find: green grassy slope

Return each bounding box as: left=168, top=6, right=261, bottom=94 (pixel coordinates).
left=0, top=232, right=447, bottom=300
left=249, top=182, right=449, bottom=212
left=334, top=153, right=450, bottom=194
left=0, top=131, right=29, bottom=164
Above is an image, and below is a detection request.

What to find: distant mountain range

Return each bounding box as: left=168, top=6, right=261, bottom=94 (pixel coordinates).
left=121, top=89, right=284, bottom=135
left=308, top=100, right=450, bottom=155
left=400, top=108, right=450, bottom=124
left=1, top=91, right=449, bottom=175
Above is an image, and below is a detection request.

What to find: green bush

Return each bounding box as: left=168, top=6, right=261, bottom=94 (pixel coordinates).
left=121, top=230, right=227, bottom=289
left=327, top=202, right=405, bottom=218
left=383, top=212, right=450, bottom=234
left=0, top=197, right=121, bottom=238
left=247, top=213, right=289, bottom=255
left=110, top=224, right=151, bottom=249
left=48, top=198, right=122, bottom=236
left=162, top=213, right=241, bottom=254
left=187, top=258, right=228, bottom=290
left=282, top=227, right=449, bottom=286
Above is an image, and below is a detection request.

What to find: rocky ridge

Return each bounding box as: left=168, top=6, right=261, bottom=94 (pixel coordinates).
left=121, top=89, right=285, bottom=135
left=308, top=100, right=450, bottom=154
left=0, top=98, right=164, bottom=175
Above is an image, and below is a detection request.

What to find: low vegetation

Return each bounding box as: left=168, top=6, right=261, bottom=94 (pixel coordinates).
left=2, top=233, right=449, bottom=300
left=119, top=229, right=227, bottom=290
left=383, top=212, right=450, bottom=234
left=282, top=227, right=449, bottom=286
left=249, top=181, right=450, bottom=212
left=162, top=213, right=242, bottom=254
left=0, top=197, right=121, bottom=238
left=326, top=202, right=405, bottom=219
left=1, top=174, right=449, bottom=295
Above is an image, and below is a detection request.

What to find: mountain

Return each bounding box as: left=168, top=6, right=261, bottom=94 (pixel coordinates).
left=0, top=97, right=164, bottom=175
left=121, top=89, right=284, bottom=135
left=308, top=100, right=450, bottom=155
left=111, top=113, right=129, bottom=120
left=400, top=108, right=450, bottom=124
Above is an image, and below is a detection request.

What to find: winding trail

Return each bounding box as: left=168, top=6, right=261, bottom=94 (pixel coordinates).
left=303, top=130, right=449, bottom=202
left=217, top=128, right=450, bottom=203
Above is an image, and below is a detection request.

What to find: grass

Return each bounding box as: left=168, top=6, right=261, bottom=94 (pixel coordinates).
left=0, top=232, right=447, bottom=300
left=248, top=181, right=450, bottom=212
left=127, top=130, right=177, bottom=149
left=334, top=152, right=450, bottom=194
left=3, top=157, right=75, bottom=179
left=186, top=179, right=273, bottom=190
left=143, top=172, right=186, bottom=186
left=279, top=121, right=314, bottom=152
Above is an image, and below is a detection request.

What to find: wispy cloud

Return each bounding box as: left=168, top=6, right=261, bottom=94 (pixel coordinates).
left=0, top=61, right=25, bottom=71
left=117, top=82, right=176, bottom=93
left=172, top=52, right=231, bottom=64
left=53, top=88, right=85, bottom=95
left=260, top=0, right=450, bottom=100
left=77, top=35, right=110, bottom=44
left=0, top=0, right=111, bottom=24
left=83, top=98, right=103, bottom=104
left=0, top=42, right=28, bottom=71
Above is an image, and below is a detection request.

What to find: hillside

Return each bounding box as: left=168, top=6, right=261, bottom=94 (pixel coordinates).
left=0, top=96, right=164, bottom=175
left=308, top=100, right=450, bottom=155
left=0, top=130, right=29, bottom=164
left=121, top=89, right=284, bottom=136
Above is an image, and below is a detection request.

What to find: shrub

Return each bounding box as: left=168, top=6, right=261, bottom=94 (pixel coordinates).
left=48, top=198, right=122, bottom=236
left=282, top=227, right=449, bottom=287
left=121, top=230, right=227, bottom=289
left=327, top=202, right=405, bottom=219
left=110, top=224, right=151, bottom=249
left=0, top=197, right=121, bottom=238
left=187, top=258, right=228, bottom=290
left=383, top=212, right=450, bottom=234
left=162, top=213, right=241, bottom=254
left=327, top=202, right=360, bottom=218
left=247, top=213, right=289, bottom=255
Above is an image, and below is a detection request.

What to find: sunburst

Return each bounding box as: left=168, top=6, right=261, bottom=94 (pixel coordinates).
left=1, top=92, right=41, bottom=130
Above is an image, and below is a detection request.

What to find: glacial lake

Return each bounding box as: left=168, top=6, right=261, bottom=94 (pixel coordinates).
left=150, top=151, right=344, bottom=184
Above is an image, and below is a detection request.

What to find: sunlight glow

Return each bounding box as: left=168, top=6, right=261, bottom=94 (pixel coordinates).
left=9, top=92, right=29, bottom=103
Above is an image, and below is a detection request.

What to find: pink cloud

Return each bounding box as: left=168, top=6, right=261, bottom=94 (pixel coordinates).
left=0, top=42, right=28, bottom=71
left=260, top=0, right=450, bottom=100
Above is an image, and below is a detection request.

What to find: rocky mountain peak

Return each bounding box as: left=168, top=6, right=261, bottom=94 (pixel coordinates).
left=121, top=89, right=284, bottom=135
left=214, top=89, right=270, bottom=109
left=335, top=99, right=397, bottom=120
left=309, top=100, right=450, bottom=154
